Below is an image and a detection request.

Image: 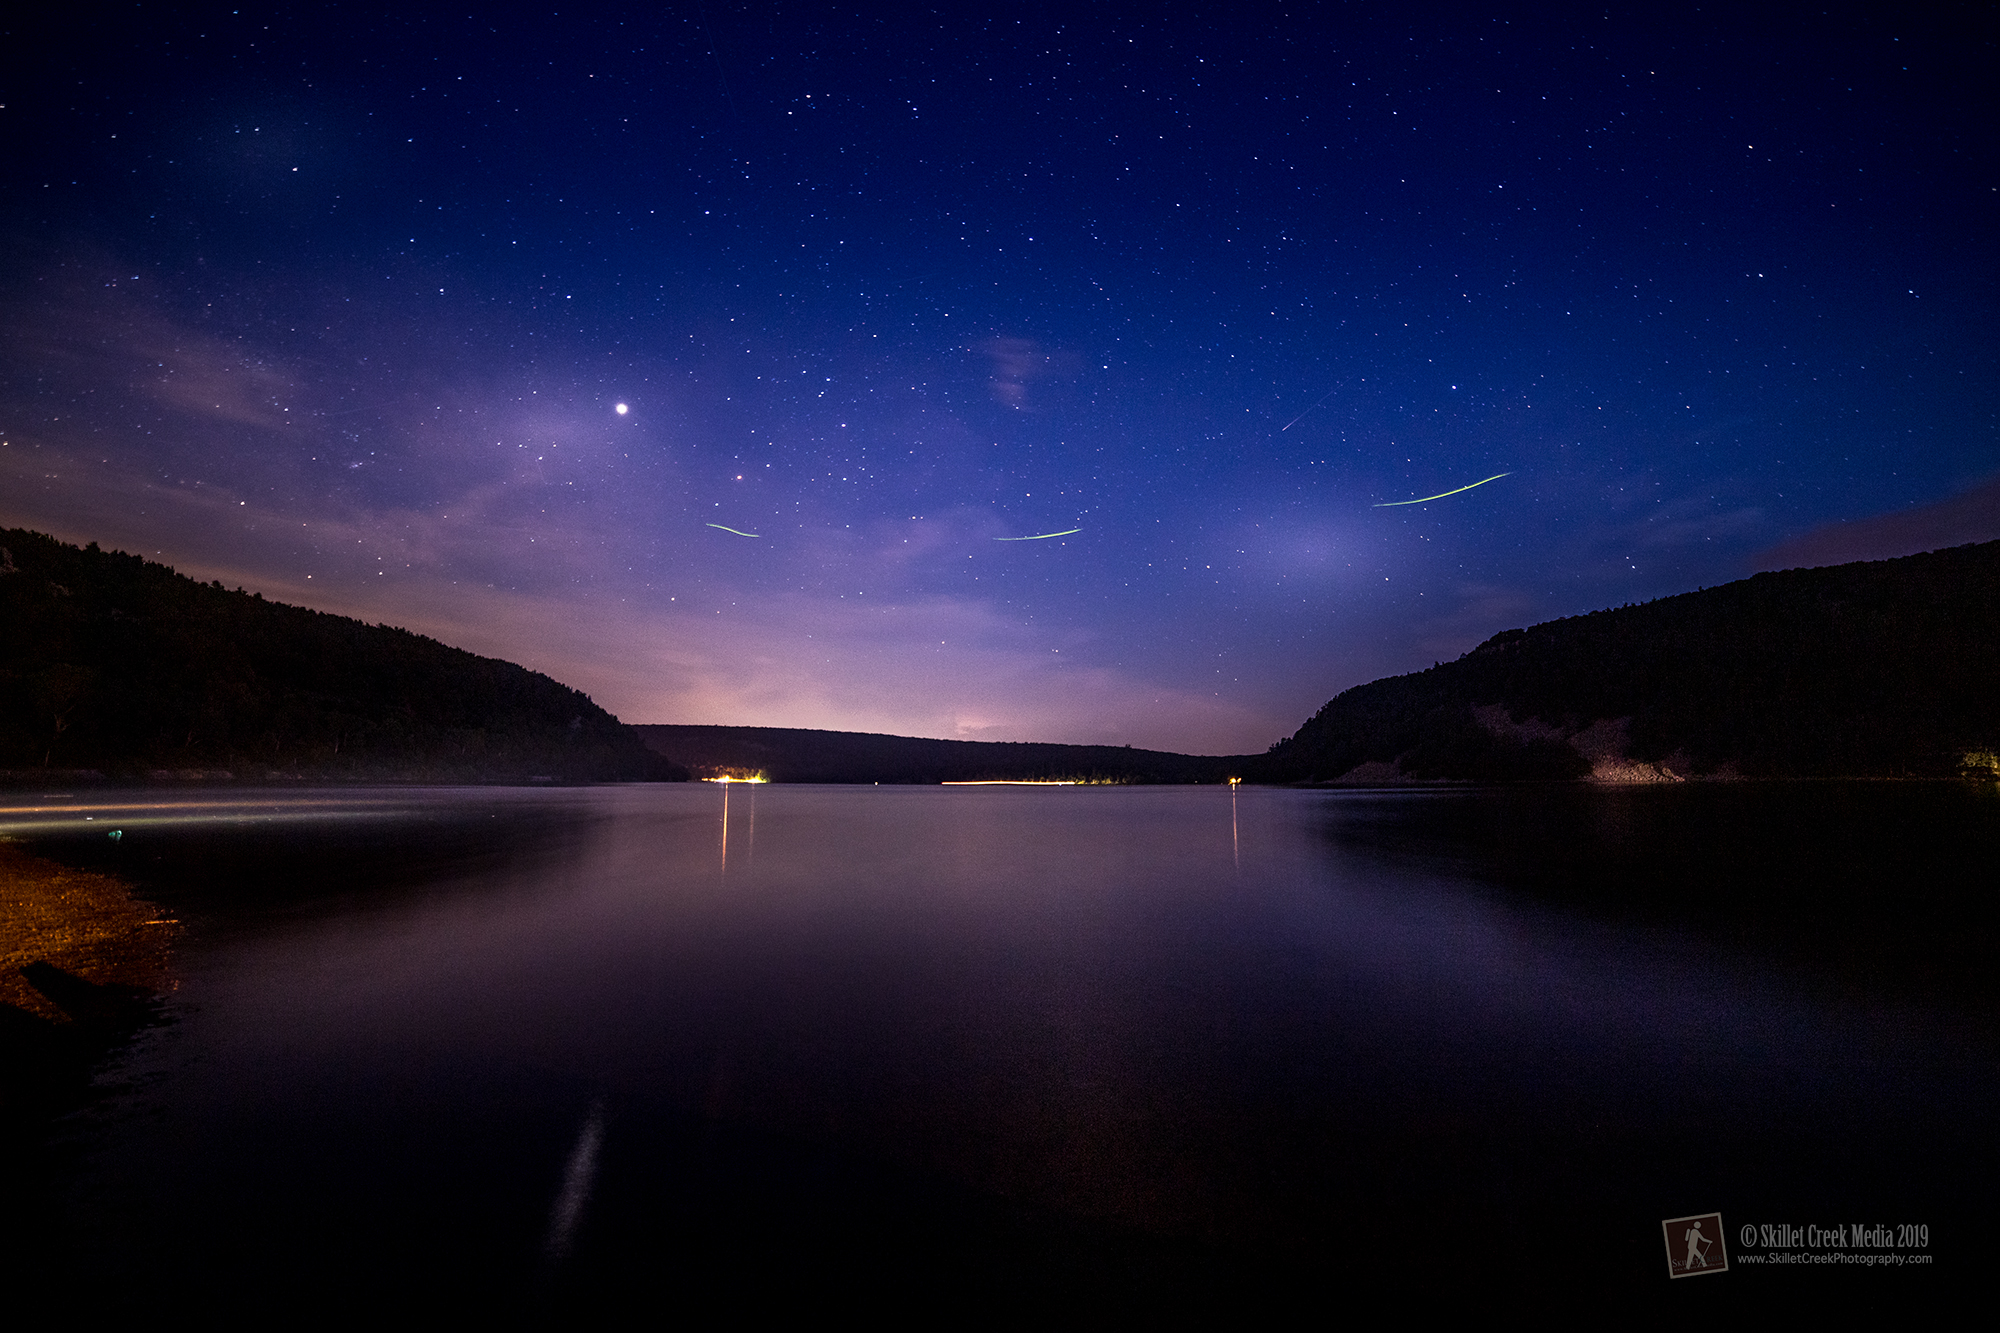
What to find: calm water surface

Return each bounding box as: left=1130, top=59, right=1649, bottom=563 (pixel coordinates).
left=14, top=783, right=1995, bottom=1315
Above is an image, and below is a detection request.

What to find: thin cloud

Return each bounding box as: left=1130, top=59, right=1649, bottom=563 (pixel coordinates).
left=1753, top=473, right=2000, bottom=571
left=983, top=337, right=1078, bottom=409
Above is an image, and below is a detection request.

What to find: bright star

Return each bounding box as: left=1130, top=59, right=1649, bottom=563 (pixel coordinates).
left=614, top=402, right=629, bottom=415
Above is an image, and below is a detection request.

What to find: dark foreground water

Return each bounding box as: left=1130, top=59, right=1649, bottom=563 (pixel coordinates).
left=8, top=783, right=1996, bottom=1318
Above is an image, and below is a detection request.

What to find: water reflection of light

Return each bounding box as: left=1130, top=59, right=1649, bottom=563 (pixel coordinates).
left=542, top=1099, right=605, bottom=1263
left=716, top=780, right=756, bottom=876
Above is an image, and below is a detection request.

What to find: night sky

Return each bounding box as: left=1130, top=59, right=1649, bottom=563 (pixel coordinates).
left=4, top=3, right=1994, bottom=753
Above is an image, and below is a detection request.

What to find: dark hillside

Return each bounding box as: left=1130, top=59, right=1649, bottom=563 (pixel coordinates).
left=0, top=529, right=684, bottom=783
left=1257, top=540, right=2000, bottom=783
left=635, top=724, right=1246, bottom=784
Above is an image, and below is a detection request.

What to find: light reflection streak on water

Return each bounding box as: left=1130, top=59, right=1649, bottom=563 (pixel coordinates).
left=0, top=799, right=405, bottom=816
left=0, top=813, right=393, bottom=833
left=716, top=782, right=758, bottom=879
left=0, top=794, right=472, bottom=837
left=543, top=1099, right=605, bottom=1263
left=0, top=809, right=408, bottom=835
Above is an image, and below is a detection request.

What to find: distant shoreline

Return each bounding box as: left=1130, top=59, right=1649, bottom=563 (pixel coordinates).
left=632, top=723, right=1255, bottom=786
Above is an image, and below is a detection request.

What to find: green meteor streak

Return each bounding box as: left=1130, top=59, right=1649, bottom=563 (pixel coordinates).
left=1372, top=473, right=1513, bottom=507
left=705, top=523, right=762, bottom=537
left=993, top=528, right=1082, bottom=541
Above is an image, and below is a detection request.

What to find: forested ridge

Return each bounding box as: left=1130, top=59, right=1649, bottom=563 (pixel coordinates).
left=1257, top=539, right=2000, bottom=783
left=13, top=525, right=1992, bottom=787
left=0, top=529, right=684, bottom=782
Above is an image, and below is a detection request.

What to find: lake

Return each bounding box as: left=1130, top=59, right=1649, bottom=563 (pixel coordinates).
left=8, top=782, right=1993, bottom=1315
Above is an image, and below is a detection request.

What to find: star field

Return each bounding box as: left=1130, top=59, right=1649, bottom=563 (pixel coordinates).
left=2, top=3, right=1993, bottom=750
